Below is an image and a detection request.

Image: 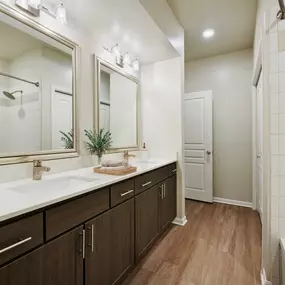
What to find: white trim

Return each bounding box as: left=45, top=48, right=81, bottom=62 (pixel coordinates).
left=261, top=268, right=272, bottom=285
left=213, top=197, right=252, bottom=208
left=172, top=216, right=187, bottom=226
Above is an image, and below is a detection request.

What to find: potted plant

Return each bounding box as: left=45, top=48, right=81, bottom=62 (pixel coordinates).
left=84, top=129, right=112, bottom=165
left=60, top=130, right=74, bottom=149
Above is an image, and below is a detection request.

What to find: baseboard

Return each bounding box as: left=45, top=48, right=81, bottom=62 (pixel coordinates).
left=261, top=268, right=272, bottom=285
left=172, top=216, right=187, bottom=226
left=213, top=197, right=252, bottom=208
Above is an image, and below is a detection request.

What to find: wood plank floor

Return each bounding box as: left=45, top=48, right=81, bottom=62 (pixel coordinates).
left=124, top=200, right=262, bottom=285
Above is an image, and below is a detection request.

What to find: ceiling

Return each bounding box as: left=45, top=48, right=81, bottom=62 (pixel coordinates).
left=0, top=21, right=42, bottom=60
left=43, top=0, right=179, bottom=64
left=168, top=0, right=257, bottom=62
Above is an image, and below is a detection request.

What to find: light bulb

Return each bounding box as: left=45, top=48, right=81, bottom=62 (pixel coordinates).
left=202, top=29, right=215, bottom=39
left=56, top=2, right=67, bottom=24
left=111, top=44, right=120, bottom=57
left=132, top=59, right=139, bottom=71
left=123, top=53, right=131, bottom=65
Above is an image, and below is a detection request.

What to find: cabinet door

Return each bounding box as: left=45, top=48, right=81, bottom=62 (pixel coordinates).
left=135, top=185, right=159, bottom=262
left=42, top=226, right=84, bottom=285
left=0, top=247, right=43, bottom=285
left=85, top=211, right=112, bottom=285
left=160, top=176, right=177, bottom=231
left=111, top=198, right=134, bottom=284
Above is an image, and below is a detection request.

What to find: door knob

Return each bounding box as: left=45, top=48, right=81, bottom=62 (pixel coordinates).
left=206, top=151, right=212, bottom=155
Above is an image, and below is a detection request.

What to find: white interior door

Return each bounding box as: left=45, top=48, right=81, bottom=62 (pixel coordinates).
left=99, top=103, right=110, bottom=132
left=52, top=88, right=73, bottom=149
left=184, top=91, right=213, bottom=203
left=256, top=73, right=263, bottom=218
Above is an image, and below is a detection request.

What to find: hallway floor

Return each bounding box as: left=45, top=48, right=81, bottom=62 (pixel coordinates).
left=125, top=200, right=262, bottom=285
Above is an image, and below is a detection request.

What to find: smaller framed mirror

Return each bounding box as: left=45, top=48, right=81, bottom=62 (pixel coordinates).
left=95, top=57, right=140, bottom=151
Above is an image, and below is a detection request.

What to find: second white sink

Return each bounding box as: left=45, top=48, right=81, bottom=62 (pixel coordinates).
left=9, top=176, right=98, bottom=195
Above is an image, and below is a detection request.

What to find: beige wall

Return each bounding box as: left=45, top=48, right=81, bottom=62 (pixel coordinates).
left=185, top=49, right=253, bottom=202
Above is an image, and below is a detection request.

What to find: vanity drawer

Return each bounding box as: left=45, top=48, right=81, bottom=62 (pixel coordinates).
left=45, top=188, right=110, bottom=240
left=168, top=163, right=177, bottom=176
left=0, top=213, right=43, bottom=266
left=135, top=167, right=168, bottom=194
left=111, top=179, right=135, bottom=207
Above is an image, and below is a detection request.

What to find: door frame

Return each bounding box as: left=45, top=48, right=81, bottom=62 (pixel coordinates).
left=252, top=35, right=272, bottom=279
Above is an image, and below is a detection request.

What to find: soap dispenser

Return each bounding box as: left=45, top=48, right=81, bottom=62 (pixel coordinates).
left=141, top=142, right=149, bottom=162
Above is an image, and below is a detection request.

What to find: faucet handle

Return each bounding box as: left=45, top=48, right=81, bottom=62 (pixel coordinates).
left=33, top=160, right=42, bottom=167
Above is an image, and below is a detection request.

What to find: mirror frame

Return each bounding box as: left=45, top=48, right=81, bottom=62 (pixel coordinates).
left=0, top=2, right=80, bottom=165
left=94, top=56, right=140, bottom=152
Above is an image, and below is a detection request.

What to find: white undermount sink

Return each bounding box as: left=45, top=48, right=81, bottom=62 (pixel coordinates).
left=8, top=176, right=98, bottom=195
left=135, top=161, right=157, bottom=164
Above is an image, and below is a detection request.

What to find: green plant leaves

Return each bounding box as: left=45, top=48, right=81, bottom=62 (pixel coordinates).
left=60, top=130, right=74, bottom=149
left=84, top=129, right=112, bottom=157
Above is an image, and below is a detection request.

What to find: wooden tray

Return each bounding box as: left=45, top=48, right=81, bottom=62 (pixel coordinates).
left=93, top=166, right=137, bottom=176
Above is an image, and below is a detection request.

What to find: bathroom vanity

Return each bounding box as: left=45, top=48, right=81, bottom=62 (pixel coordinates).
left=0, top=161, right=177, bottom=285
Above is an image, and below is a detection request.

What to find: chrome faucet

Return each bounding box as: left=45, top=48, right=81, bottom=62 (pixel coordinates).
left=123, top=151, right=136, bottom=162
left=33, top=160, right=51, bottom=180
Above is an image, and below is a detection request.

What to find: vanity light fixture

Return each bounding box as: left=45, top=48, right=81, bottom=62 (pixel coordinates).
left=103, top=44, right=140, bottom=71
left=123, top=53, right=131, bottom=66
left=15, top=0, right=40, bottom=16
left=41, top=1, right=68, bottom=24
left=111, top=44, right=120, bottom=57
left=132, top=59, right=140, bottom=71
left=56, top=2, right=67, bottom=24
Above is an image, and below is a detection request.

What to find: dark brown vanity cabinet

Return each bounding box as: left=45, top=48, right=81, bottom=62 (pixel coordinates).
left=85, top=198, right=134, bottom=285
left=0, top=163, right=177, bottom=285
left=42, top=226, right=84, bottom=285
left=0, top=247, right=43, bottom=285
left=135, top=184, right=160, bottom=261
left=159, top=175, right=177, bottom=231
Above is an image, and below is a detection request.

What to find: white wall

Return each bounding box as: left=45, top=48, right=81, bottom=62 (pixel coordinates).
left=185, top=49, right=253, bottom=203
left=141, top=57, right=184, bottom=219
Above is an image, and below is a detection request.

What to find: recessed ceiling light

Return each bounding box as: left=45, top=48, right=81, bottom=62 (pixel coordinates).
left=203, top=29, right=215, bottom=39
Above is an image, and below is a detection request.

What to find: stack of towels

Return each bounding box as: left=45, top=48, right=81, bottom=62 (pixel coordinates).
left=100, top=160, right=129, bottom=170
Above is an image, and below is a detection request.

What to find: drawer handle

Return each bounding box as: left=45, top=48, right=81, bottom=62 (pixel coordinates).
left=88, top=225, right=94, bottom=252
left=0, top=237, right=32, bottom=255
left=141, top=181, right=152, bottom=187
left=79, top=230, right=86, bottom=259
left=120, top=190, right=134, bottom=197
left=172, top=169, right=177, bottom=173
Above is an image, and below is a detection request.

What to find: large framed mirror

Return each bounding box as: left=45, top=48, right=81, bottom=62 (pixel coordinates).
left=0, top=3, right=79, bottom=165
left=95, top=57, right=140, bottom=151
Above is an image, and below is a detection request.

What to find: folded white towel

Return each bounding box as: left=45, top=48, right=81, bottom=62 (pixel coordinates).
left=100, top=166, right=126, bottom=171
left=101, top=160, right=124, bottom=167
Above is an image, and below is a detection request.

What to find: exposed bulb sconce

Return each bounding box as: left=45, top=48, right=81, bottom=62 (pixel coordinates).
left=111, top=44, right=120, bottom=57
left=56, top=2, right=67, bottom=24
left=103, top=44, right=140, bottom=71
left=15, top=0, right=40, bottom=16
left=132, top=59, right=140, bottom=71
left=123, top=53, right=131, bottom=66
left=40, top=1, right=68, bottom=24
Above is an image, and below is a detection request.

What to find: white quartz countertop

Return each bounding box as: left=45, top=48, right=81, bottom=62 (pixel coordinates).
left=0, top=159, right=176, bottom=223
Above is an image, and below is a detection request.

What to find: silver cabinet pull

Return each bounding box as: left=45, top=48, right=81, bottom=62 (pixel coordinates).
left=159, top=184, right=163, bottom=198
left=88, top=225, right=94, bottom=252
left=141, top=181, right=152, bottom=187
left=172, top=169, right=177, bottom=173
left=0, top=237, right=32, bottom=255
left=80, top=230, right=86, bottom=259
left=163, top=184, right=166, bottom=198
left=120, top=190, right=134, bottom=197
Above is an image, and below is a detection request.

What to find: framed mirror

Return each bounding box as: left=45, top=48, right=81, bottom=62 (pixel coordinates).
left=0, top=3, right=79, bottom=165
left=95, top=57, right=140, bottom=151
